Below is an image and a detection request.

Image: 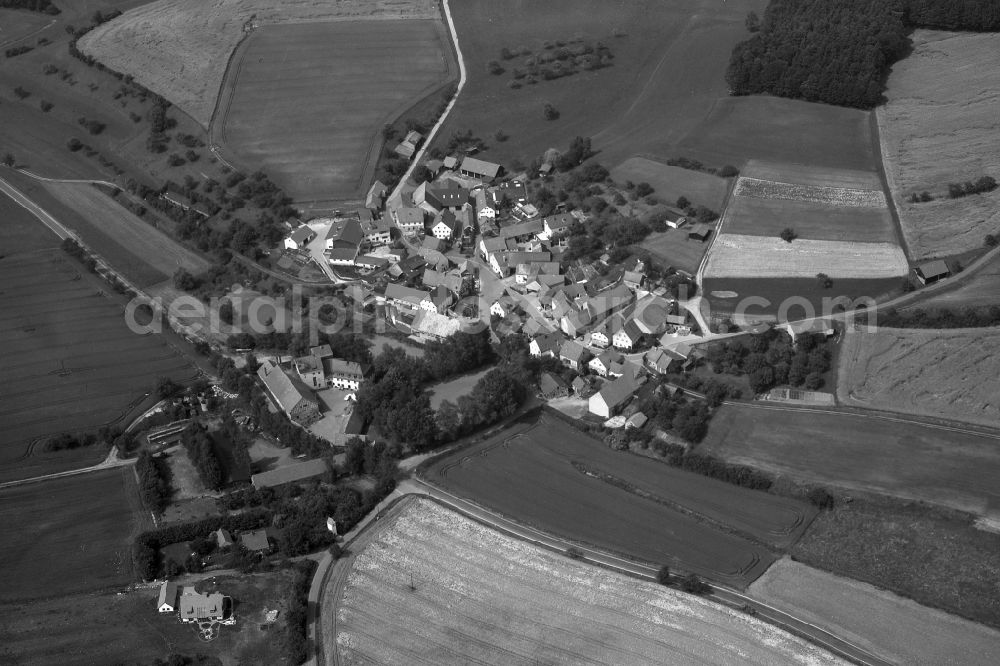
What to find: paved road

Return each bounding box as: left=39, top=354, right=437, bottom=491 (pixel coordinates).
left=0, top=445, right=134, bottom=490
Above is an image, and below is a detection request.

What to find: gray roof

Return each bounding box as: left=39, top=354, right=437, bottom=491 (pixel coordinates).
left=460, top=156, right=502, bottom=179
left=257, top=360, right=314, bottom=416
left=289, top=226, right=315, bottom=244
left=596, top=374, right=640, bottom=409
left=917, top=259, right=949, bottom=279
left=385, top=283, right=430, bottom=306
left=500, top=219, right=544, bottom=240
left=240, top=528, right=270, bottom=552
left=251, top=459, right=329, bottom=489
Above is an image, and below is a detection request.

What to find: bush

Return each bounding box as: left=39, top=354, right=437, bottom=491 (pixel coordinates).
left=718, top=164, right=739, bottom=178
left=656, top=565, right=671, bottom=585
left=39, top=99, right=53, bottom=112
left=780, top=227, right=797, bottom=243
left=680, top=573, right=711, bottom=595
left=543, top=103, right=559, bottom=120
left=634, top=182, right=654, bottom=197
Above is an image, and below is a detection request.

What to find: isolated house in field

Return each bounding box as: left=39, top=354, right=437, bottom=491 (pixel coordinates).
left=459, top=156, right=503, bottom=182
left=365, top=180, right=388, bottom=213
left=539, top=372, right=570, bottom=399
left=257, top=360, right=321, bottom=425
left=391, top=207, right=425, bottom=235
left=251, top=458, right=329, bottom=490
left=914, top=259, right=951, bottom=285
left=687, top=224, right=712, bottom=241
left=559, top=339, right=589, bottom=370
left=589, top=373, right=643, bottom=418
left=157, top=582, right=180, bottom=613
left=284, top=225, right=316, bottom=251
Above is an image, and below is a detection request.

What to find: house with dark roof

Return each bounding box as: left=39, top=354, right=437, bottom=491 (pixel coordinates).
left=427, top=184, right=471, bottom=211
left=543, top=213, right=574, bottom=237
left=589, top=350, right=621, bottom=377
left=539, top=372, right=570, bottom=399
left=499, top=218, right=544, bottom=242
left=612, top=317, right=643, bottom=351
left=257, top=360, right=321, bottom=425
left=490, top=180, right=527, bottom=205
left=157, top=582, right=180, bottom=613
left=688, top=224, right=712, bottom=241
left=644, top=348, right=679, bottom=375
left=459, top=156, right=503, bottom=181
left=915, top=259, right=950, bottom=285
left=431, top=209, right=463, bottom=240
left=529, top=332, right=563, bottom=358
left=365, top=180, right=388, bottom=213
left=324, top=215, right=364, bottom=265
left=663, top=208, right=687, bottom=229
left=559, top=339, right=589, bottom=370
left=361, top=212, right=392, bottom=246
left=284, top=225, right=316, bottom=251
left=589, top=373, right=644, bottom=418
left=391, top=207, right=425, bottom=234
left=251, top=458, right=329, bottom=490
left=385, top=283, right=429, bottom=311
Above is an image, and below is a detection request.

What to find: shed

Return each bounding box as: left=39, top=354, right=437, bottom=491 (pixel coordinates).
left=157, top=581, right=180, bottom=613
left=915, top=259, right=950, bottom=285
left=687, top=224, right=712, bottom=241
left=539, top=372, right=570, bottom=399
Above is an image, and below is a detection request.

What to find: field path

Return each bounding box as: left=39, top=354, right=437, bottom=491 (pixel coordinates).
left=387, top=0, right=466, bottom=207
left=0, top=445, right=133, bottom=490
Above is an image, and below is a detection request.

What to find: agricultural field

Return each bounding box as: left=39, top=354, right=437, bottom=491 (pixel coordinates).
left=676, top=96, right=878, bottom=172
left=439, top=0, right=768, bottom=169
left=739, top=161, right=883, bottom=190
left=733, top=177, right=886, bottom=208
left=424, top=413, right=818, bottom=587
left=0, top=8, right=55, bottom=48
left=1, top=568, right=297, bottom=665
left=217, top=19, right=456, bottom=205
left=900, top=250, right=1000, bottom=311
left=722, top=197, right=896, bottom=243
left=837, top=327, right=1000, bottom=427
left=702, top=235, right=908, bottom=279
left=703, top=276, right=902, bottom=320
left=329, top=499, right=841, bottom=665
left=0, top=467, right=150, bottom=602
left=0, top=250, right=196, bottom=480
left=638, top=228, right=711, bottom=274
left=611, top=157, right=730, bottom=210
left=878, top=30, right=1000, bottom=260
left=751, top=558, right=1000, bottom=666
left=0, top=189, right=60, bottom=254
left=79, top=0, right=440, bottom=127
left=793, top=496, right=1000, bottom=630
left=700, top=403, right=1000, bottom=516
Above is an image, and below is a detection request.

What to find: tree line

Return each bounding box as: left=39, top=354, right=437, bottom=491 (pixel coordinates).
left=726, top=0, right=1000, bottom=109
left=136, top=450, right=171, bottom=515
left=869, top=305, right=1000, bottom=329
left=1, top=0, right=59, bottom=13
left=181, top=422, right=224, bottom=491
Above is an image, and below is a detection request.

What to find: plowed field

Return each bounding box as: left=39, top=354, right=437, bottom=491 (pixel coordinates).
left=331, top=499, right=842, bottom=665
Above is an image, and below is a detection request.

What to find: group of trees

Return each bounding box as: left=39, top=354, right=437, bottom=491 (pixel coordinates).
left=872, top=305, right=1000, bottom=329
left=1, top=0, right=59, bottom=13
left=666, top=156, right=738, bottom=179
left=136, top=450, right=171, bottom=515
left=637, top=382, right=715, bottom=444
left=947, top=175, right=997, bottom=199
left=502, top=37, right=614, bottom=89
left=181, top=423, right=224, bottom=491
left=727, top=0, right=1000, bottom=109
left=706, top=328, right=832, bottom=394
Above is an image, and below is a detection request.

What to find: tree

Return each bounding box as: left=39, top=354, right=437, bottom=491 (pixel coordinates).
left=985, top=234, right=998, bottom=248
left=681, top=573, right=711, bottom=595
left=156, top=376, right=180, bottom=398
left=780, top=228, right=797, bottom=243
left=676, top=196, right=690, bottom=209
left=745, top=11, right=761, bottom=32
left=543, top=103, right=559, bottom=120
left=486, top=59, right=504, bottom=75
left=804, top=372, right=824, bottom=390
left=718, top=164, right=739, bottom=177
left=173, top=268, right=198, bottom=291
left=635, top=182, right=654, bottom=197
left=748, top=367, right=775, bottom=394
left=808, top=487, right=835, bottom=510
left=494, top=128, right=508, bottom=142
left=816, top=273, right=833, bottom=289
left=656, top=565, right=671, bottom=585
left=1, top=153, right=14, bottom=167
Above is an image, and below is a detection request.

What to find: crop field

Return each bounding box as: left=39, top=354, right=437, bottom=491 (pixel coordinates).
left=0, top=251, right=196, bottom=479
left=838, top=327, right=1000, bottom=427
left=723, top=196, right=896, bottom=243
left=424, top=413, right=817, bottom=587
left=79, top=0, right=440, bottom=126
left=878, top=30, right=1000, bottom=260
left=740, top=160, right=883, bottom=190
left=217, top=19, right=456, bottom=205
left=703, top=276, right=902, bottom=319
left=700, top=403, right=1000, bottom=516
left=611, top=157, right=730, bottom=210
left=0, top=8, right=54, bottom=48
left=0, top=467, right=150, bottom=602
left=733, top=177, right=887, bottom=208
left=676, top=96, right=877, bottom=172
left=1, top=568, right=296, bottom=665
left=703, top=235, right=908, bottom=279
left=793, top=497, right=1000, bottom=630
left=439, top=0, right=769, bottom=170
left=40, top=181, right=210, bottom=287
left=330, top=499, right=841, bottom=665
left=751, top=558, right=1000, bottom=666
left=638, top=228, right=712, bottom=274
left=0, top=189, right=60, bottom=255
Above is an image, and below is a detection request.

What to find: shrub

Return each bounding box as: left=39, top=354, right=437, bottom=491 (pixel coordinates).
left=986, top=234, right=998, bottom=248
left=680, top=573, right=711, bottom=595
left=39, top=100, right=53, bottom=112
left=656, top=565, right=671, bottom=585
left=543, top=103, right=559, bottom=120
left=66, top=137, right=83, bottom=152
left=13, top=85, right=30, bottom=99
left=780, top=227, right=797, bottom=243
left=718, top=164, right=739, bottom=177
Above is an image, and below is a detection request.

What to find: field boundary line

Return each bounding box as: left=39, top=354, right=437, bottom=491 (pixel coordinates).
left=388, top=0, right=466, bottom=206
left=870, top=108, right=911, bottom=259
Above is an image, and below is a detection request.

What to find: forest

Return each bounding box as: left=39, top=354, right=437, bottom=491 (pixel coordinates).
left=727, top=0, right=1000, bottom=109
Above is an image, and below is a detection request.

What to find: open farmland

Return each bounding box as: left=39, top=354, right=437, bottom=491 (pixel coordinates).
left=0, top=251, right=195, bottom=480
left=0, top=188, right=61, bottom=255
left=838, top=327, right=1000, bottom=427
left=700, top=403, right=1000, bottom=516
left=0, top=8, right=55, bottom=48
left=733, top=177, right=886, bottom=208
left=677, top=96, right=877, bottom=171
left=0, top=468, right=150, bottom=602
left=423, top=413, right=818, bottom=587
left=39, top=181, right=210, bottom=287
left=611, top=157, right=730, bottom=210
left=723, top=197, right=896, bottom=243
left=79, top=0, right=440, bottom=127
left=702, top=235, right=908, bottom=279
left=751, top=558, right=1000, bottom=666
left=703, top=276, right=902, bottom=320
left=329, top=498, right=841, bottom=665
left=878, top=30, right=1000, bottom=260
left=740, top=160, right=883, bottom=190
left=900, top=249, right=1000, bottom=311
left=217, top=19, right=456, bottom=205
left=638, top=228, right=712, bottom=274
left=439, top=0, right=769, bottom=169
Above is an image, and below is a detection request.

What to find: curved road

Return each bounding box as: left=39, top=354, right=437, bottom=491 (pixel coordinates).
left=311, top=478, right=892, bottom=666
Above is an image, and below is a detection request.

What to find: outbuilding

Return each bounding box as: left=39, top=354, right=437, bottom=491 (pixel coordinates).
left=914, top=259, right=950, bottom=285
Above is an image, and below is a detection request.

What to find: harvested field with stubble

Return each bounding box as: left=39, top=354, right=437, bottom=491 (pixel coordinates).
left=217, top=18, right=455, bottom=204
left=331, top=499, right=842, bottom=666
left=752, top=558, right=1000, bottom=666
left=703, top=234, right=908, bottom=279
left=0, top=467, right=151, bottom=602
left=878, top=30, right=1000, bottom=260
left=701, top=403, right=1000, bottom=516
left=838, top=327, right=1000, bottom=427
left=0, top=251, right=195, bottom=479
left=79, top=0, right=440, bottom=126
left=423, top=413, right=819, bottom=587
left=611, top=157, right=731, bottom=210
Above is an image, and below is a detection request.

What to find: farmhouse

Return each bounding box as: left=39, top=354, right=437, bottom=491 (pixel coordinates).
left=539, top=372, right=570, bottom=399
left=688, top=224, right=712, bottom=242
left=324, top=215, right=364, bottom=265
left=391, top=207, right=426, bottom=234
left=284, top=225, right=316, bottom=251
left=460, top=156, right=503, bottom=181
left=591, top=322, right=611, bottom=348
left=644, top=348, right=678, bottom=375
left=559, top=340, right=589, bottom=370
left=365, top=180, right=388, bottom=213
left=915, top=259, right=951, bottom=285
left=416, top=181, right=470, bottom=213
left=612, top=317, right=643, bottom=351
left=362, top=213, right=393, bottom=246
left=431, top=209, right=463, bottom=240
left=500, top=218, right=544, bottom=243
left=157, top=581, right=179, bottom=613
left=257, top=360, right=321, bottom=425
left=530, top=332, right=563, bottom=358
left=385, top=283, right=429, bottom=311
left=491, top=295, right=517, bottom=318
left=589, top=373, right=644, bottom=418
left=179, top=589, right=231, bottom=624
left=251, top=458, right=329, bottom=490
left=589, top=350, right=622, bottom=377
